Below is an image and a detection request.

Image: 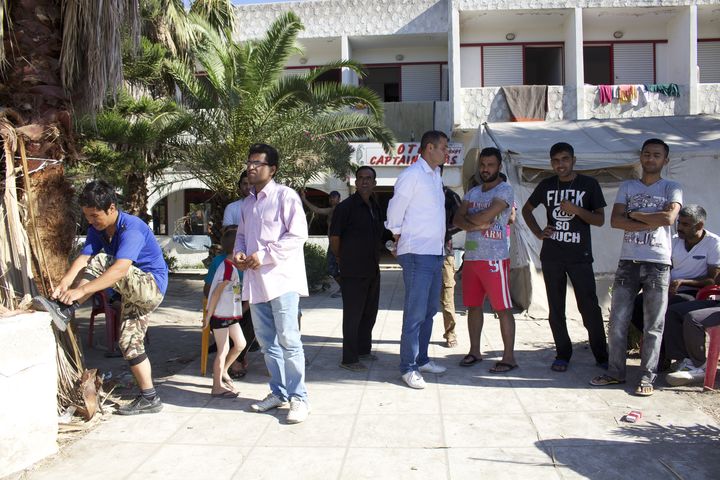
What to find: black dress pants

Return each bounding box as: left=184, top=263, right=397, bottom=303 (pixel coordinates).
left=542, top=260, right=608, bottom=364
left=341, top=272, right=380, bottom=364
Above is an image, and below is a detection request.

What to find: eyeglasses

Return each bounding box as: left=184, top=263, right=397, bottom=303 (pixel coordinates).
left=246, top=161, right=270, bottom=169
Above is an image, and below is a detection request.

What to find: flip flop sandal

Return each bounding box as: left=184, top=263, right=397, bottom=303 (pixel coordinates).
left=634, top=381, right=654, bottom=396
left=589, top=374, right=625, bottom=386
left=459, top=354, right=481, bottom=367
left=211, top=390, right=239, bottom=399
left=222, top=381, right=238, bottom=393
left=229, top=369, right=247, bottom=379
left=551, top=359, right=569, bottom=372
left=445, top=337, right=458, bottom=348
left=489, top=361, right=518, bottom=373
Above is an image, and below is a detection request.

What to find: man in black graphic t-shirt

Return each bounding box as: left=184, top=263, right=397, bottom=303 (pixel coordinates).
left=522, top=142, right=608, bottom=372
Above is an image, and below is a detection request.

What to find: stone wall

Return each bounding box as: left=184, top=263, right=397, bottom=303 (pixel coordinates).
left=582, top=85, right=688, bottom=119
left=0, top=313, right=57, bottom=477
left=699, top=83, right=720, bottom=115
left=455, top=0, right=709, bottom=11
left=233, top=0, right=448, bottom=40
left=459, top=86, right=571, bottom=126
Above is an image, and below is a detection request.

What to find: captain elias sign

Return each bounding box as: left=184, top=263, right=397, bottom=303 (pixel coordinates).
left=349, top=142, right=465, bottom=167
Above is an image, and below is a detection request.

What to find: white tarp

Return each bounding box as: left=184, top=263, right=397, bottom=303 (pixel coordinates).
left=478, top=114, right=720, bottom=318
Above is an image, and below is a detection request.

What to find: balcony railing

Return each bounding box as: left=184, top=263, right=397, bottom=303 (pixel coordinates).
left=582, top=85, right=688, bottom=119
left=699, top=84, right=720, bottom=115
left=459, top=86, right=571, bottom=127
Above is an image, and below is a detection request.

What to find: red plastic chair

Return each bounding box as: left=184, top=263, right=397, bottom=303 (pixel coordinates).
left=88, top=291, right=121, bottom=354
left=695, top=285, right=720, bottom=391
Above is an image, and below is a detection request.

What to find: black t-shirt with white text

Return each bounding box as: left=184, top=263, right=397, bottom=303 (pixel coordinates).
left=527, top=174, right=606, bottom=263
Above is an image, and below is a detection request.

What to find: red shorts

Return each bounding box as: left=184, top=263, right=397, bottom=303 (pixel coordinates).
left=462, top=259, right=512, bottom=310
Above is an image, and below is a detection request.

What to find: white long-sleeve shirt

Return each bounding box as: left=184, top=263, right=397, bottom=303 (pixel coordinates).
left=385, top=156, right=445, bottom=256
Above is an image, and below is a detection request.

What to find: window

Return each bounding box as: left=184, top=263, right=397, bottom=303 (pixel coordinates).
left=468, top=44, right=564, bottom=87
left=362, top=67, right=401, bottom=102
left=401, top=64, right=442, bottom=101
left=313, top=68, right=341, bottom=84
left=183, top=189, right=213, bottom=235
left=584, top=45, right=612, bottom=85
left=151, top=197, right=168, bottom=235
left=613, top=43, right=654, bottom=84
left=482, top=46, right=523, bottom=86
left=524, top=46, right=563, bottom=85
left=698, top=41, right=720, bottom=83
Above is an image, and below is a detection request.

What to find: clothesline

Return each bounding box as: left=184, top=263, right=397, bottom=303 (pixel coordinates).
left=596, top=83, right=680, bottom=106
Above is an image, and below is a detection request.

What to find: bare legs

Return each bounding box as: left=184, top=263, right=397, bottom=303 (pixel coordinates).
left=466, top=306, right=516, bottom=366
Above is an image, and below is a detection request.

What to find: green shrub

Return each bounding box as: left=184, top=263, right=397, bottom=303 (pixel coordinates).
left=304, top=243, right=328, bottom=292
left=163, top=250, right=179, bottom=272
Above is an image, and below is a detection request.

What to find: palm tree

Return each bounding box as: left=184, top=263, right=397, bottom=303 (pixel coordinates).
left=76, top=92, right=193, bottom=219
left=170, top=11, right=395, bottom=207
left=0, top=1, right=142, bottom=295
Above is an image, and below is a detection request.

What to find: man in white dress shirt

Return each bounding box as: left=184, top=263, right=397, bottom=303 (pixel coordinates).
left=386, top=130, right=449, bottom=389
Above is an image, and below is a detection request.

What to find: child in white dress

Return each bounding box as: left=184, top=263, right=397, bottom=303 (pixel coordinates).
left=204, top=231, right=246, bottom=397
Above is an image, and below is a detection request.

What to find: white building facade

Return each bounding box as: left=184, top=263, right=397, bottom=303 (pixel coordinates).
left=149, top=0, right=720, bottom=259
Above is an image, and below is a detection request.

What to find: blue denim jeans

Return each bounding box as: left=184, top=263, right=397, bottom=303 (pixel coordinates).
left=398, top=253, right=443, bottom=375
left=250, top=292, right=308, bottom=401
left=608, top=260, right=670, bottom=384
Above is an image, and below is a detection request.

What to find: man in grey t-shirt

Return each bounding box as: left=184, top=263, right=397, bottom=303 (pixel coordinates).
left=591, top=138, right=682, bottom=396
left=454, top=147, right=517, bottom=373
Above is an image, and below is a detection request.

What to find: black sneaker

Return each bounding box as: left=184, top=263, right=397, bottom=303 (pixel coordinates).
left=116, top=395, right=163, bottom=415
left=32, top=296, right=77, bottom=332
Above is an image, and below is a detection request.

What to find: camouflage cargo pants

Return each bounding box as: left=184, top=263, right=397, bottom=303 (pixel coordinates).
left=83, top=253, right=164, bottom=361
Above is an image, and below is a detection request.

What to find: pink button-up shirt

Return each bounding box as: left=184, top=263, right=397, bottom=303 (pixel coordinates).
left=234, top=180, right=309, bottom=304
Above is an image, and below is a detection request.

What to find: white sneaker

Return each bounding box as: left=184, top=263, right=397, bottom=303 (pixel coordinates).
left=670, top=358, right=694, bottom=372
left=251, top=393, right=288, bottom=412
left=286, top=397, right=311, bottom=424
left=418, top=361, right=447, bottom=374
left=401, top=371, right=427, bottom=389
left=666, top=364, right=706, bottom=387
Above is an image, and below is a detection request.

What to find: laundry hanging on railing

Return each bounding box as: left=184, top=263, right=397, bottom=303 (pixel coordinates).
left=597, top=83, right=680, bottom=106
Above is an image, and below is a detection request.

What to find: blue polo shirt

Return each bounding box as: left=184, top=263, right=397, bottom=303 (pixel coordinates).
left=81, top=211, right=169, bottom=295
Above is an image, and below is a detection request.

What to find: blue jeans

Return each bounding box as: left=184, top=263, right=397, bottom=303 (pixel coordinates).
left=398, top=253, right=443, bottom=375
left=250, top=292, right=307, bottom=401
left=608, top=260, right=670, bottom=384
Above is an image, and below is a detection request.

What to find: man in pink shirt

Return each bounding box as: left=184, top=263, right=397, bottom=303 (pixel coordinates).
left=234, top=143, right=310, bottom=424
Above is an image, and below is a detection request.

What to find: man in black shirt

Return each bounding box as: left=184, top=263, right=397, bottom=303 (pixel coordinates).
left=521, top=142, right=608, bottom=372
left=441, top=177, right=462, bottom=348
left=330, top=166, right=386, bottom=371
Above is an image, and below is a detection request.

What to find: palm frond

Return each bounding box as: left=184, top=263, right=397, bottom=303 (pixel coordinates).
left=245, top=11, right=304, bottom=94
left=0, top=0, right=11, bottom=70
left=61, top=0, right=140, bottom=115
left=190, top=0, right=235, bottom=36
left=304, top=60, right=366, bottom=82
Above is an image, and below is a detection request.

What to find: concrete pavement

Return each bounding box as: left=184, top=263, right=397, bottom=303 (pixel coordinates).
left=26, top=269, right=720, bottom=479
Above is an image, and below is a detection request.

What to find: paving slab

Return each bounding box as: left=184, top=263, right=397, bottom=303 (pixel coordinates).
left=23, top=269, right=720, bottom=479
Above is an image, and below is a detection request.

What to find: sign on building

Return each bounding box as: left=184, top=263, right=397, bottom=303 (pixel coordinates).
left=349, top=142, right=465, bottom=167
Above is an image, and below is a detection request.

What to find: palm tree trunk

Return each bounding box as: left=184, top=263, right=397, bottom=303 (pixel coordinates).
left=1, top=0, right=77, bottom=294
left=125, top=171, right=150, bottom=222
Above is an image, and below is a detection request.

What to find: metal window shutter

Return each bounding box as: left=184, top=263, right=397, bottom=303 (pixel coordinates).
left=282, top=68, right=310, bottom=78
left=699, top=42, right=720, bottom=83
left=613, top=43, right=654, bottom=84
left=482, top=46, right=522, bottom=87
left=401, top=64, right=441, bottom=101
